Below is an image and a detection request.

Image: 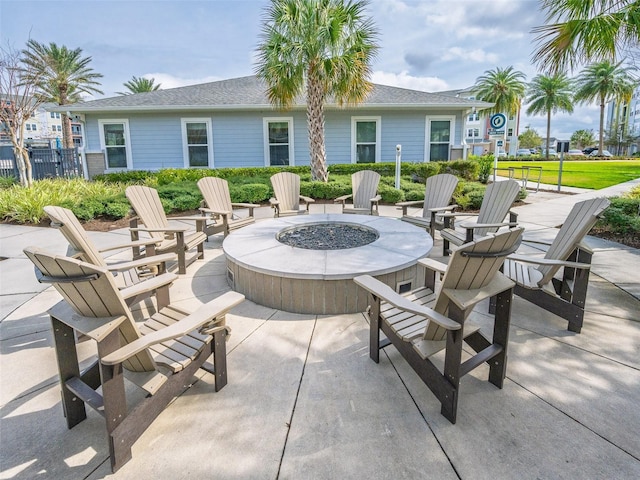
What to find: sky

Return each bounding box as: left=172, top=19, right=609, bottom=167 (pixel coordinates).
left=0, top=0, right=604, bottom=141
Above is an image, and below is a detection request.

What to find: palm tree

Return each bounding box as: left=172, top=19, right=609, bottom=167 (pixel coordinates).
left=532, top=0, right=640, bottom=73
left=255, top=0, right=378, bottom=182
left=117, top=76, right=162, bottom=95
left=474, top=66, right=527, bottom=116
left=20, top=40, right=103, bottom=148
left=574, top=60, right=636, bottom=154
left=525, top=73, right=574, bottom=159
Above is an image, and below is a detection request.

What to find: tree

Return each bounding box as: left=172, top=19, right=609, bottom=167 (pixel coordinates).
left=255, top=0, right=378, bottom=182
left=473, top=66, right=527, bottom=117
left=117, top=76, right=161, bottom=95
left=532, top=0, right=640, bottom=74
left=518, top=126, right=543, bottom=149
left=570, top=128, right=596, bottom=149
left=20, top=40, right=103, bottom=148
left=574, top=60, right=636, bottom=154
left=0, top=43, right=44, bottom=187
left=525, top=73, right=574, bottom=159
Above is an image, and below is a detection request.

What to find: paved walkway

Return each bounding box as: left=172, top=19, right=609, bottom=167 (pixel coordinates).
left=1, top=178, right=639, bottom=479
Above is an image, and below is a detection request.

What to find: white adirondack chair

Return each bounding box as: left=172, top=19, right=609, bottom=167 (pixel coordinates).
left=334, top=170, right=382, bottom=215
left=24, top=246, right=244, bottom=473
left=397, top=173, right=459, bottom=237
left=197, top=177, right=258, bottom=237
left=355, top=227, right=523, bottom=423
left=269, top=172, right=315, bottom=217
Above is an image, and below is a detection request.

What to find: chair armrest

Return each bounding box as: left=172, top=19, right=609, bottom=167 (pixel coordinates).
left=370, top=195, right=382, bottom=203
left=231, top=202, right=259, bottom=209
left=98, top=238, right=162, bottom=253
left=100, top=292, right=245, bottom=365
left=199, top=207, right=232, bottom=217
left=440, top=212, right=477, bottom=219
left=508, top=254, right=592, bottom=270
left=426, top=204, right=458, bottom=213
left=130, top=227, right=187, bottom=233
left=300, top=195, right=315, bottom=204
left=334, top=194, right=352, bottom=203
left=118, top=272, right=178, bottom=301
left=354, top=275, right=461, bottom=331
left=105, top=253, right=177, bottom=273
left=169, top=214, right=209, bottom=222
left=396, top=200, right=423, bottom=207
left=459, top=221, right=518, bottom=230
left=417, top=257, right=447, bottom=275
left=269, top=198, right=279, bottom=206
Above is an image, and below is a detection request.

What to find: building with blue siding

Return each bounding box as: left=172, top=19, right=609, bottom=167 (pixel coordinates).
left=58, top=76, right=492, bottom=178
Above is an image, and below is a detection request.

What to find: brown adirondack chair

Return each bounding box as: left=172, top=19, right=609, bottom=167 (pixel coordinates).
left=397, top=173, right=459, bottom=237
left=440, top=179, right=520, bottom=256
left=355, top=227, right=523, bottom=424
left=499, top=197, right=611, bottom=333
left=334, top=170, right=381, bottom=215
left=197, top=177, right=258, bottom=238
left=125, top=185, right=208, bottom=274
left=24, top=246, right=245, bottom=473
left=269, top=172, right=315, bottom=217
left=44, top=205, right=178, bottom=309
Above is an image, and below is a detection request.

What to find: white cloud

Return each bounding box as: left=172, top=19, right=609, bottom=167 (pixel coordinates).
left=441, top=47, right=499, bottom=64
left=372, top=70, right=449, bottom=92
left=142, top=73, right=223, bottom=89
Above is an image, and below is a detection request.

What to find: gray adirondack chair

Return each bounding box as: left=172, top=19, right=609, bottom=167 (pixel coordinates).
left=397, top=173, right=459, bottom=237
left=334, top=170, right=382, bottom=215
left=499, top=197, right=611, bottom=333
left=44, top=205, right=177, bottom=309
left=24, top=246, right=245, bottom=473
left=269, top=172, right=315, bottom=217
left=440, top=179, right=520, bottom=256
left=125, top=185, right=208, bottom=274
left=197, top=177, right=258, bottom=238
left=355, top=227, right=523, bottom=424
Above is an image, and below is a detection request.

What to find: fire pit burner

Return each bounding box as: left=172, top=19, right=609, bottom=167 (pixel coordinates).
left=277, top=222, right=378, bottom=250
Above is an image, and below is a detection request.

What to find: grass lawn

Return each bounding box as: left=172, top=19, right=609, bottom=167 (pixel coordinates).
left=496, top=160, right=640, bottom=189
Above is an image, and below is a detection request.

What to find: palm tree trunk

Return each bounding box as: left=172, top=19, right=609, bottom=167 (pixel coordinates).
left=306, top=74, right=329, bottom=182
left=546, top=110, right=551, bottom=160
left=599, top=94, right=605, bottom=154
left=62, top=113, right=74, bottom=149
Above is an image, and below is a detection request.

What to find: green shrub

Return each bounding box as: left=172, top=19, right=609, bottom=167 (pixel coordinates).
left=597, top=197, right=640, bottom=235
left=103, top=201, right=131, bottom=219
left=441, top=159, right=479, bottom=181
left=230, top=183, right=271, bottom=203
left=0, top=176, right=17, bottom=189
left=378, top=184, right=404, bottom=203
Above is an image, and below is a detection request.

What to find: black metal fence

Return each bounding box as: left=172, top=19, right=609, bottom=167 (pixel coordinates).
left=0, top=147, right=83, bottom=180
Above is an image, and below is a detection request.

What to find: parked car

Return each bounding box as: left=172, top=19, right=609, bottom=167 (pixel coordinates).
left=529, top=148, right=538, bottom=154
left=582, top=147, right=597, bottom=155
left=541, top=148, right=557, bottom=158
left=588, top=150, right=613, bottom=157
left=516, top=149, right=531, bottom=156
left=496, top=149, right=507, bottom=157
left=567, top=149, right=584, bottom=156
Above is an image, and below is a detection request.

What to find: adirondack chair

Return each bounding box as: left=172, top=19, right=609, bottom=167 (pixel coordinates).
left=44, top=205, right=178, bottom=309
left=355, top=227, right=523, bottom=424
left=397, top=173, right=459, bottom=237
left=125, top=185, right=208, bottom=274
left=440, top=179, right=520, bottom=256
left=498, top=197, right=611, bottom=333
left=24, top=246, right=245, bottom=473
left=197, top=177, right=258, bottom=238
left=334, top=170, right=381, bottom=215
left=269, top=172, right=315, bottom=217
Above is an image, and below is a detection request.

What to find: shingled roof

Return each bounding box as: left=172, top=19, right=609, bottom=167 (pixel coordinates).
left=63, top=75, right=492, bottom=113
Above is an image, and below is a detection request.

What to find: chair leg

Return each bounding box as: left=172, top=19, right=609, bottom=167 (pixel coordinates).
left=51, top=316, right=86, bottom=428
left=176, top=232, right=186, bottom=274
left=488, top=288, right=513, bottom=388
left=441, top=304, right=465, bottom=424
left=212, top=329, right=228, bottom=392
left=368, top=294, right=381, bottom=364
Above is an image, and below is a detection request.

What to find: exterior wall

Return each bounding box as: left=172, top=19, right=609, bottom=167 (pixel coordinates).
left=85, top=151, right=106, bottom=179
left=84, top=108, right=467, bottom=174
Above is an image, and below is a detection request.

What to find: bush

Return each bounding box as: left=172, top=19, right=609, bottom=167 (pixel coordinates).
left=230, top=183, right=271, bottom=203
left=0, top=176, right=17, bottom=189
left=597, top=197, right=640, bottom=235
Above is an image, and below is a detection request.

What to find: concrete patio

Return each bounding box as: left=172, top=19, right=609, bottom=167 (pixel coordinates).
left=1, top=179, right=639, bottom=479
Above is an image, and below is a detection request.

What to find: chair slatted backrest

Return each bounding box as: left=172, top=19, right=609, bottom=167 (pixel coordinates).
left=24, top=247, right=156, bottom=373
left=536, top=197, right=610, bottom=286
left=475, top=179, right=521, bottom=237
left=44, top=205, right=107, bottom=267
left=423, top=173, right=458, bottom=213
left=271, top=172, right=301, bottom=211
left=125, top=186, right=170, bottom=242
left=351, top=170, right=380, bottom=210
left=197, top=177, right=233, bottom=214
left=425, top=227, right=523, bottom=340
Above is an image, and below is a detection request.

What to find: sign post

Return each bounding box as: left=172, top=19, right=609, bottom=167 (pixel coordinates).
left=395, top=144, right=401, bottom=190
left=556, top=140, right=570, bottom=192
left=490, top=114, right=507, bottom=181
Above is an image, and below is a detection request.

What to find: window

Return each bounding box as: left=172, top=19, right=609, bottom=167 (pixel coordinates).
left=57, top=125, right=62, bottom=132
left=56, top=112, right=60, bottom=119
left=181, top=119, right=213, bottom=168
left=425, top=116, right=455, bottom=161
left=263, top=118, right=294, bottom=166
left=26, top=124, right=31, bottom=131
left=50, top=112, right=55, bottom=118
left=467, top=128, right=479, bottom=138
left=351, top=117, right=381, bottom=163
left=507, top=128, right=513, bottom=137
left=467, top=112, right=479, bottom=122
left=99, top=119, right=131, bottom=170
left=31, top=124, right=37, bottom=131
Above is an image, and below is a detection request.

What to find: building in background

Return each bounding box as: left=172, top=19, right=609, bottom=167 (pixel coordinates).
left=606, top=85, right=640, bottom=155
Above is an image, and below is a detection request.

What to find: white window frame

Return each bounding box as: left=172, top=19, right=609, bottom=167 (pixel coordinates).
left=351, top=116, right=381, bottom=164
left=99, top=119, right=132, bottom=171
left=424, top=115, right=455, bottom=162
left=181, top=118, right=214, bottom=168
left=263, top=117, right=294, bottom=167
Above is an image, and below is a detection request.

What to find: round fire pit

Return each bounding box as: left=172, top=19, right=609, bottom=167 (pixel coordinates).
left=223, top=214, right=432, bottom=314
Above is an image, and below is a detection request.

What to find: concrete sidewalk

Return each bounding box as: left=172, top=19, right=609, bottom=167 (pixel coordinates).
left=1, top=178, right=639, bottom=479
